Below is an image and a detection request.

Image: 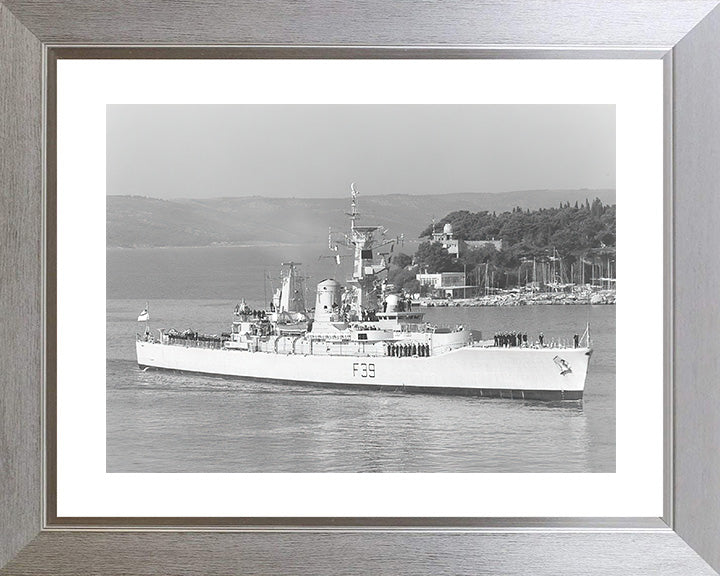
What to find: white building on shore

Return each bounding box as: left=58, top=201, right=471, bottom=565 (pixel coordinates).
left=431, top=222, right=502, bottom=256
left=416, top=271, right=471, bottom=298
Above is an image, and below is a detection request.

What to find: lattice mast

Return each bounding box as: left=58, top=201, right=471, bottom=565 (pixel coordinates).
left=328, top=183, right=400, bottom=319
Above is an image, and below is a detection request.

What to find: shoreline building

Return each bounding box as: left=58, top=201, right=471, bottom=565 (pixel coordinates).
left=431, top=222, right=502, bottom=257
left=415, top=271, right=471, bottom=298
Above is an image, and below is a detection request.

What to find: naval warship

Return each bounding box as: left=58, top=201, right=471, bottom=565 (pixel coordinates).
left=136, top=186, right=592, bottom=400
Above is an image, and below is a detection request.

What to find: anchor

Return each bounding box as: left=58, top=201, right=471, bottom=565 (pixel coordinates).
left=553, top=355, right=572, bottom=375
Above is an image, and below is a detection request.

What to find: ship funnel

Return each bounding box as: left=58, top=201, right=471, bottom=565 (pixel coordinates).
left=384, top=293, right=402, bottom=313
left=315, top=279, right=342, bottom=322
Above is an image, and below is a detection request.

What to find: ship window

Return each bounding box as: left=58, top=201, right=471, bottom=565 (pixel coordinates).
left=358, top=333, right=368, bottom=340
left=361, top=249, right=372, bottom=260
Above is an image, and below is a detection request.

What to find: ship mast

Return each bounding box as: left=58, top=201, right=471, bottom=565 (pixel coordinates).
left=350, top=182, right=358, bottom=232
left=346, top=183, right=382, bottom=317
left=328, top=183, right=398, bottom=321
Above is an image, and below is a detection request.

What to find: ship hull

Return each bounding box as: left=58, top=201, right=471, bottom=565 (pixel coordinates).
left=136, top=341, right=591, bottom=401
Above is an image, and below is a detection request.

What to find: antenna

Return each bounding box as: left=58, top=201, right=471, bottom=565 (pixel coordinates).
left=350, top=182, right=358, bottom=230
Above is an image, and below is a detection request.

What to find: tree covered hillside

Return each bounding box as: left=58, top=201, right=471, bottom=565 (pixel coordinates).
left=419, top=198, right=615, bottom=254
left=390, top=198, right=616, bottom=293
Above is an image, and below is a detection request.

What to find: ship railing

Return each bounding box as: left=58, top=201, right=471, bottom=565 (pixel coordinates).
left=425, top=324, right=466, bottom=334
left=486, top=338, right=588, bottom=350
left=428, top=343, right=467, bottom=356
left=546, top=338, right=587, bottom=349
left=158, top=331, right=229, bottom=350
left=256, top=338, right=391, bottom=357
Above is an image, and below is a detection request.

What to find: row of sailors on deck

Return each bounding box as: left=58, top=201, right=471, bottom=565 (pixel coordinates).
left=494, top=332, right=582, bottom=348
left=387, top=342, right=430, bottom=357
left=235, top=305, right=267, bottom=319
left=494, top=332, right=530, bottom=347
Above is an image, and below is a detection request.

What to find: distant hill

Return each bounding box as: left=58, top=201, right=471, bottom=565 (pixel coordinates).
left=107, top=189, right=616, bottom=248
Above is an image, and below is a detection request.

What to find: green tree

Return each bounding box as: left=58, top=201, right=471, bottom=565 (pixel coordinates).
left=415, top=200, right=616, bottom=287
left=393, top=252, right=413, bottom=269
left=414, top=242, right=462, bottom=273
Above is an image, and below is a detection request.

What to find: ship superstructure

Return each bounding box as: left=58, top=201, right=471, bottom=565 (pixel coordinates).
left=136, top=185, right=592, bottom=400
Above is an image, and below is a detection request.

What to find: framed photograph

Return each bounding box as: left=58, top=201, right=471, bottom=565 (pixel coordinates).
left=2, top=2, right=720, bottom=575
left=58, top=59, right=656, bottom=519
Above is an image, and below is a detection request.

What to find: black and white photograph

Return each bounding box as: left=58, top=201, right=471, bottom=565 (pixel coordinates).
left=106, top=104, right=616, bottom=473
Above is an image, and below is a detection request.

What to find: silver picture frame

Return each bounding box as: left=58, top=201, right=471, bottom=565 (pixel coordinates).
left=2, top=1, right=720, bottom=574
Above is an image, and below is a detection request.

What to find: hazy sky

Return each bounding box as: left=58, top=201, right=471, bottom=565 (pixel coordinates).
left=107, top=105, right=614, bottom=199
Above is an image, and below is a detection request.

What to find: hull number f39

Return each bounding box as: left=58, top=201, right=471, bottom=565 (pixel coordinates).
left=353, top=362, right=375, bottom=378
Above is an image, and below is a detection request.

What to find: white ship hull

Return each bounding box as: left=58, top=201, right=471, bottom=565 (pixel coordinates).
left=136, top=341, right=591, bottom=400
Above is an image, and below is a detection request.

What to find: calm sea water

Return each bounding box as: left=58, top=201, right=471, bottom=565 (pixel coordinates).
left=107, top=245, right=615, bottom=473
